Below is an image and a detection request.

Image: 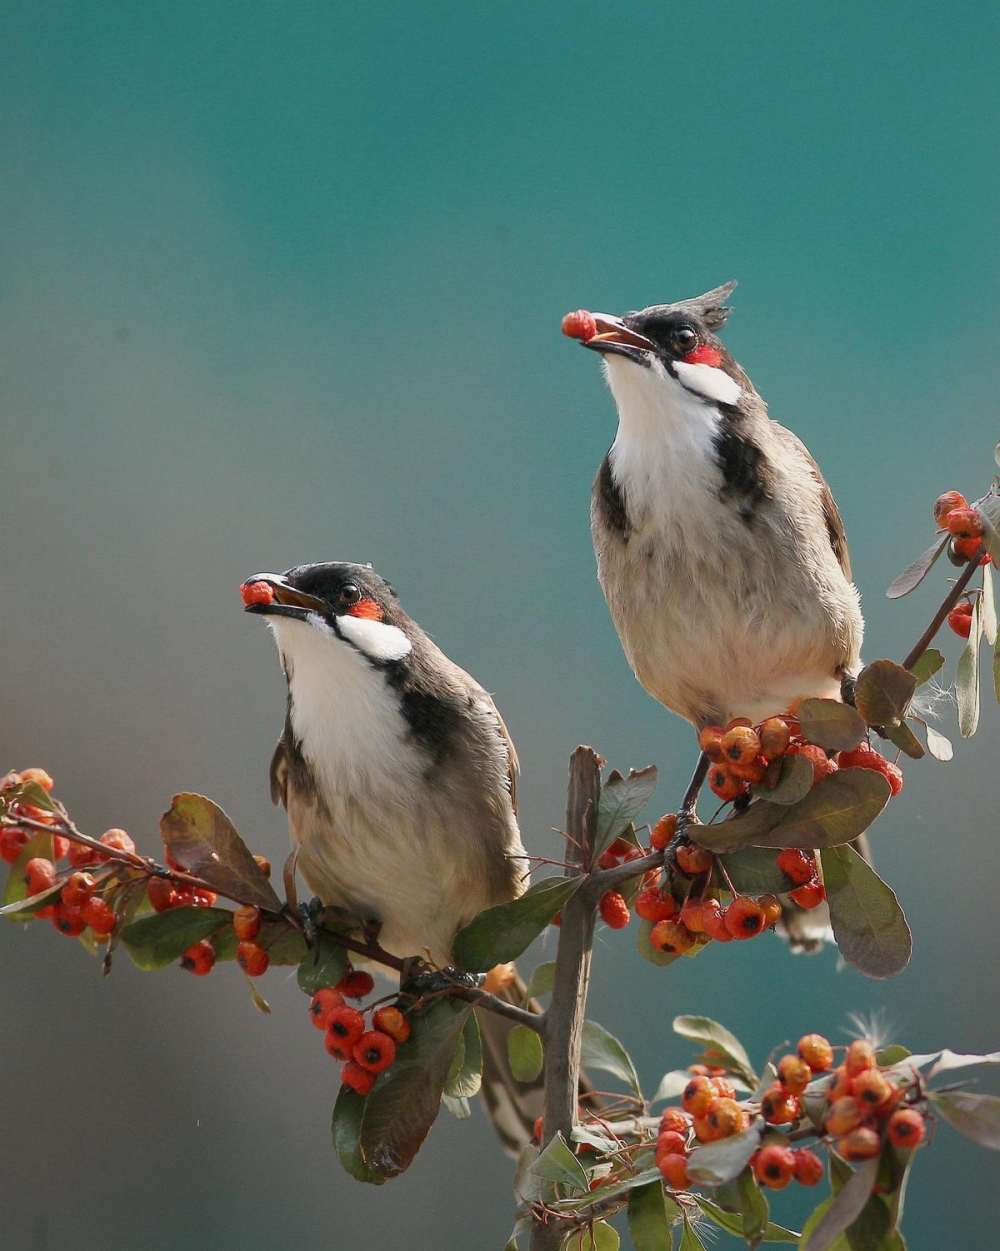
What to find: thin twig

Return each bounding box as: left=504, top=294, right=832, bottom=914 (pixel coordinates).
left=901, top=552, right=981, bottom=671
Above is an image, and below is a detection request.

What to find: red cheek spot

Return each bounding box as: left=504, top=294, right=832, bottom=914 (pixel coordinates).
left=349, top=599, right=383, bottom=621
left=683, top=345, right=722, bottom=368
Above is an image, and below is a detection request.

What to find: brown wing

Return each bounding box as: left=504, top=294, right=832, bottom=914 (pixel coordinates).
left=476, top=686, right=519, bottom=817
left=773, top=427, right=852, bottom=580
left=269, top=737, right=290, bottom=808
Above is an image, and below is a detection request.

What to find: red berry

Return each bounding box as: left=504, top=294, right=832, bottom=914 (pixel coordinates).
left=180, top=939, right=217, bottom=975
left=700, top=900, right=734, bottom=942
left=887, top=1107, right=927, bottom=1148
left=51, top=902, right=87, bottom=937
left=0, top=827, right=29, bottom=864
left=792, top=1147, right=824, bottom=1186
left=308, top=987, right=345, bottom=1029
left=675, top=842, right=713, bottom=875
left=68, top=839, right=100, bottom=868
left=708, top=765, right=746, bottom=802
left=240, top=579, right=276, bottom=606
left=61, top=871, right=95, bottom=907
left=825, top=1096, right=864, bottom=1136
left=147, top=876, right=178, bottom=912
left=724, top=896, right=767, bottom=939
left=326, top=1003, right=366, bottom=1047
left=698, top=725, right=726, bottom=763
left=719, top=725, right=761, bottom=767
left=340, top=1060, right=376, bottom=1096
left=561, top=309, right=597, bottom=342
left=798, top=1033, right=835, bottom=1072
left=98, top=829, right=135, bottom=859
left=948, top=605, right=974, bottom=638
left=790, top=878, right=826, bottom=908
left=236, top=940, right=269, bottom=977
left=353, top=1030, right=397, bottom=1073
left=372, top=1005, right=411, bottom=1044
left=649, top=919, right=694, bottom=954
left=933, top=490, right=967, bottom=526
left=679, top=899, right=706, bottom=932
left=682, top=1075, right=716, bottom=1117
left=946, top=507, right=984, bottom=540
left=233, top=904, right=262, bottom=940
left=657, top=1153, right=691, bottom=1189
left=659, top=1108, right=691, bottom=1135
left=52, top=836, right=70, bottom=860
left=753, top=1144, right=796, bottom=1189
left=81, top=895, right=117, bottom=935
left=20, top=767, right=54, bottom=792
left=853, top=1068, right=894, bottom=1112
left=954, top=535, right=984, bottom=560
left=776, top=847, right=816, bottom=884
left=656, top=1130, right=688, bottom=1158
left=650, top=813, right=678, bottom=850
left=339, top=970, right=375, bottom=999
left=24, top=857, right=56, bottom=896
left=837, top=1126, right=881, bottom=1161
left=790, top=742, right=835, bottom=785
left=635, top=886, right=677, bottom=923
left=599, top=890, right=631, bottom=929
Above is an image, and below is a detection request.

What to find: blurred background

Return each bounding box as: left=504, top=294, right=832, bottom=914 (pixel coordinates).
left=2, top=2, right=997, bottom=1247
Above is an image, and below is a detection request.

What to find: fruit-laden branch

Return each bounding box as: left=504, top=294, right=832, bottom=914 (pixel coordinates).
left=900, top=551, right=980, bottom=671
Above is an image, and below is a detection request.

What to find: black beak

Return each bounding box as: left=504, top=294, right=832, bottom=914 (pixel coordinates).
left=241, top=574, right=330, bottom=621
left=582, top=314, right=657, bottom=366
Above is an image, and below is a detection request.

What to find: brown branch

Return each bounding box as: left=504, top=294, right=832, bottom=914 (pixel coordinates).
left=531, top=747, right=602, bottom=1251
left=901, top=551, right=981, bottom=672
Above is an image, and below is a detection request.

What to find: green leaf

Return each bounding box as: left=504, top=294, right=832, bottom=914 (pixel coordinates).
left=956, top=597, right=981, bottom=737
left=977, top=496, right=1000, bottom=567
left=882, top=720, right=924, bottom=760
left=886, top=535, right=948, bottom=599
left=159, top=793, right=282, bottom=912
left=529, top=1131, right=590, bottom=1194
left=581, top=1019, right=642, bottom=1098
left=714, top=1165, right=770, bottom=1248
left=549, top=1167, right=664, bottom=1213
left=982, top=562, right=997, bottom=645
left=256, top=919, right=308, bottom=965
left=930, top=1091, right=1000, bottom=1149
left=358, top=997, right=470, bottom=1179
left=120, top=906, right=234, bottom=969
left=2, top=828, right=57, bottom=913
left=797, top=699, right=867, bottom=751
left=719, top=847, right=790, bottom=895
left=595, top=765, right=658, bottom=859
left=875, top=1045, right=911, bottom=1067
left=754, top=754, right=815, bottom=805
left=679, top=1213, right=708, bottom=1250
left=504, top=1214, right=532, bottom=1251
left=523, top=960, right=556, bottom=1003
left=693, top=1195, right=798, bottom=1243
left=687, top=1125, right=763, bottom=1186
left=444, top=1011, right=483, bottom=1098
left=296, top=932, right=349, bottom=994
left=673, top=1016, right=757, bottom=1087
left=698, top=770, right=891, bottom=855
left=452, top=876, right=582, bottom=972
left=508, top=1024, right=544, bottom=1083
left=854, top=660, right=918, bottom=728
left=908, top=648, right=945, bottom=686
left=245, top=974, right=271, bottom=1013
left=331, top=1087, right=385, bottom=1185
left=652, top=1070, right=693, bottom=1104
left=441, top=1093, right=471, bottom=1119
left=627, top=1180, right=678, bottom=1251
left=1, top=780, right=60, bottom=814
left=820, top=844, right=911, bottom=978
left=562, top=1221, right=620, bottom=1251
left=801, top=1156, right=879, bottom=1251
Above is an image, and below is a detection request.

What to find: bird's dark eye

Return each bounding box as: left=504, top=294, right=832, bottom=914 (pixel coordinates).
left=669, top=326, right=698, bottom=353
left=339, top=584, right=361, bottom=606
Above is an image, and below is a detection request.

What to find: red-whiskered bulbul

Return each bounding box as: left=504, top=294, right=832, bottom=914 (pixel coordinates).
left=242, top=561, right=540, bottom=1146
left=572, top=283, right=866, bottom=947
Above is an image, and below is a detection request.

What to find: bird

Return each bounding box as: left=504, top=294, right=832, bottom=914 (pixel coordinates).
left=570, top=283, right=865, bottom=944
left=241, top=559, right=540, bottom=1146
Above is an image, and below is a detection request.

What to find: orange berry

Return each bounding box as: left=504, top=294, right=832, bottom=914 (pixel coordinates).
left=254, top=854, right=272, bottom=876
left=792, top=1147, right=824, bottom=1186
left=700, top=900, right=734, bottom=942
left=20, top=767, right=54, bottom=791
left=825, top=1096, right=865, bottom=1136
left=147, top=876, right=178, bottom=912
left=724, top=896, right=767, bottom=939
left=193, top=889, right=217, bottom=907
left=51, top=901, right=87, bottom=937
left=657, top=1153, right=691, bottom=1189
left=946, top=507, right=984, bottom=539
left=697, top=726, right=725, bottom=763
left=649, top=919, right=694, bottom=955
left=760, top=1083, right=800, bottom=1125
left=708, top=765, right=746, bottom=803
left=679, top=899, right=706, bottom=932
left=682, top=1075, right=716, bottom=1117
left=561, top=309, right=597, bottom=342
left=52, top=836, right=70, bottom=860
left=845, top=1039, right=877, bottom=1077
left=308, top=987, right=345, bottom=1029
left=933, top=490, right=967, bottom=525
left=790, top=878, right=826, bottom=909
left=340, top=970, right=375, bottom=999
left=954, top=535, right=983, bottom=560
left=719, top=725, right=761, bottom=767
left=372, top=1005, right=411, bottom=1044
left=789, top=742, right=835, bottom=785
left=759, top=717, right=792, bottom=762
left=353, top=1030, right=397, bottom=1074
left=180, top=939, right=217, bottom=975
left=533, top=1116, right=544, bottom=1143
left=97, top=829, right=135, bottom=860
left=236, top=940, right=269, bottom=977
left=659, top=1107, right=691, bottom=1135
left=798, top=1033, right=835, bottom=1073
left=656, top=1130, right=688, bottom=1158
left=61, top=871, right=95, bottom=907
left=753, top=1144, right=796, bottom=1190
left=240, top=579, right=276, bottom=606
left=599, top=890, right=631, bottom=929
left=705, top=1097, right=744, bottom=1138
left=326, top=1003, right=366, bottom=1047
left=948, top=605, right=974, bottom=638
left=81, top=895, right=117, bottom=935
left=777, top=1054, right=812, bottom=1096
left=852, top=1068, right=894, bottom=1112
left=0, top=826, right=30, bottom=864
left=675, top=842, right=713, bottom=875
left=758, top=893, right=783, bottom=927
left=776, top=848, right=815, bottom=885
left=232, top=904, right=262, bottom=940
left=727, top=754, right=767, bottom=784
left=68, top=839, right=100, bottom=868
left=635, top=886, right=677, bottom=923
left=887, top=1108, right=926, bottom=1148
left=711, top=1076, right=737, bottom=1099
left=340, top=1060, right=376, bottom=1096
left=24, top=857, right=56, bottom=896
left=650, top=813, right=678, bottom=850
left=826, top=1064, right=853, bottom=1103
left=837, top=1126, right=881, bottom=1161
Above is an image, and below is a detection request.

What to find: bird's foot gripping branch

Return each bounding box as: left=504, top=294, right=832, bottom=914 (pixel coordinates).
left=5, top=474, right=1000, bottom=1248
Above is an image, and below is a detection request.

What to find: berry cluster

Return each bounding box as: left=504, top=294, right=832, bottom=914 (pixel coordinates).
left=596, top=836, right=652, bottom=930
left=933, top=490, right=991, bottom=566
left=309, top=979, right=406, bottom=1096
left=654, top=1033, right=929, bottom=1195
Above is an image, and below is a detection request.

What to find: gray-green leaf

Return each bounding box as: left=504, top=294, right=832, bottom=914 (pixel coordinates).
left=930, top=1091, right=1000, bottom=1149
left=508, top=1024, right=544, bottom=1083
left=581, top=1019, right=642, bottom=1098
left=452, top=876, right=581, bottom=972
left=956, top=597, right=981, bottom=737
left=673, top=1015, right=757, bottom=1087
left=821, top=844, right=912, bottom=978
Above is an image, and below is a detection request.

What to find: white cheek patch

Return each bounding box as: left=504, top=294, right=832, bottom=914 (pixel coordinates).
left=336, top=613, right=413, bottom=662
left=672, top=361, right=742, bottom=407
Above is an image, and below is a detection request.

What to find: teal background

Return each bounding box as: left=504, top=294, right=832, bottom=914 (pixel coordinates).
left=2, top=3, right=997, bottom=1247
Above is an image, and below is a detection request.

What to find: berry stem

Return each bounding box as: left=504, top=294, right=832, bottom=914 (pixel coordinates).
left=900, top=553, right=981, bottom=672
